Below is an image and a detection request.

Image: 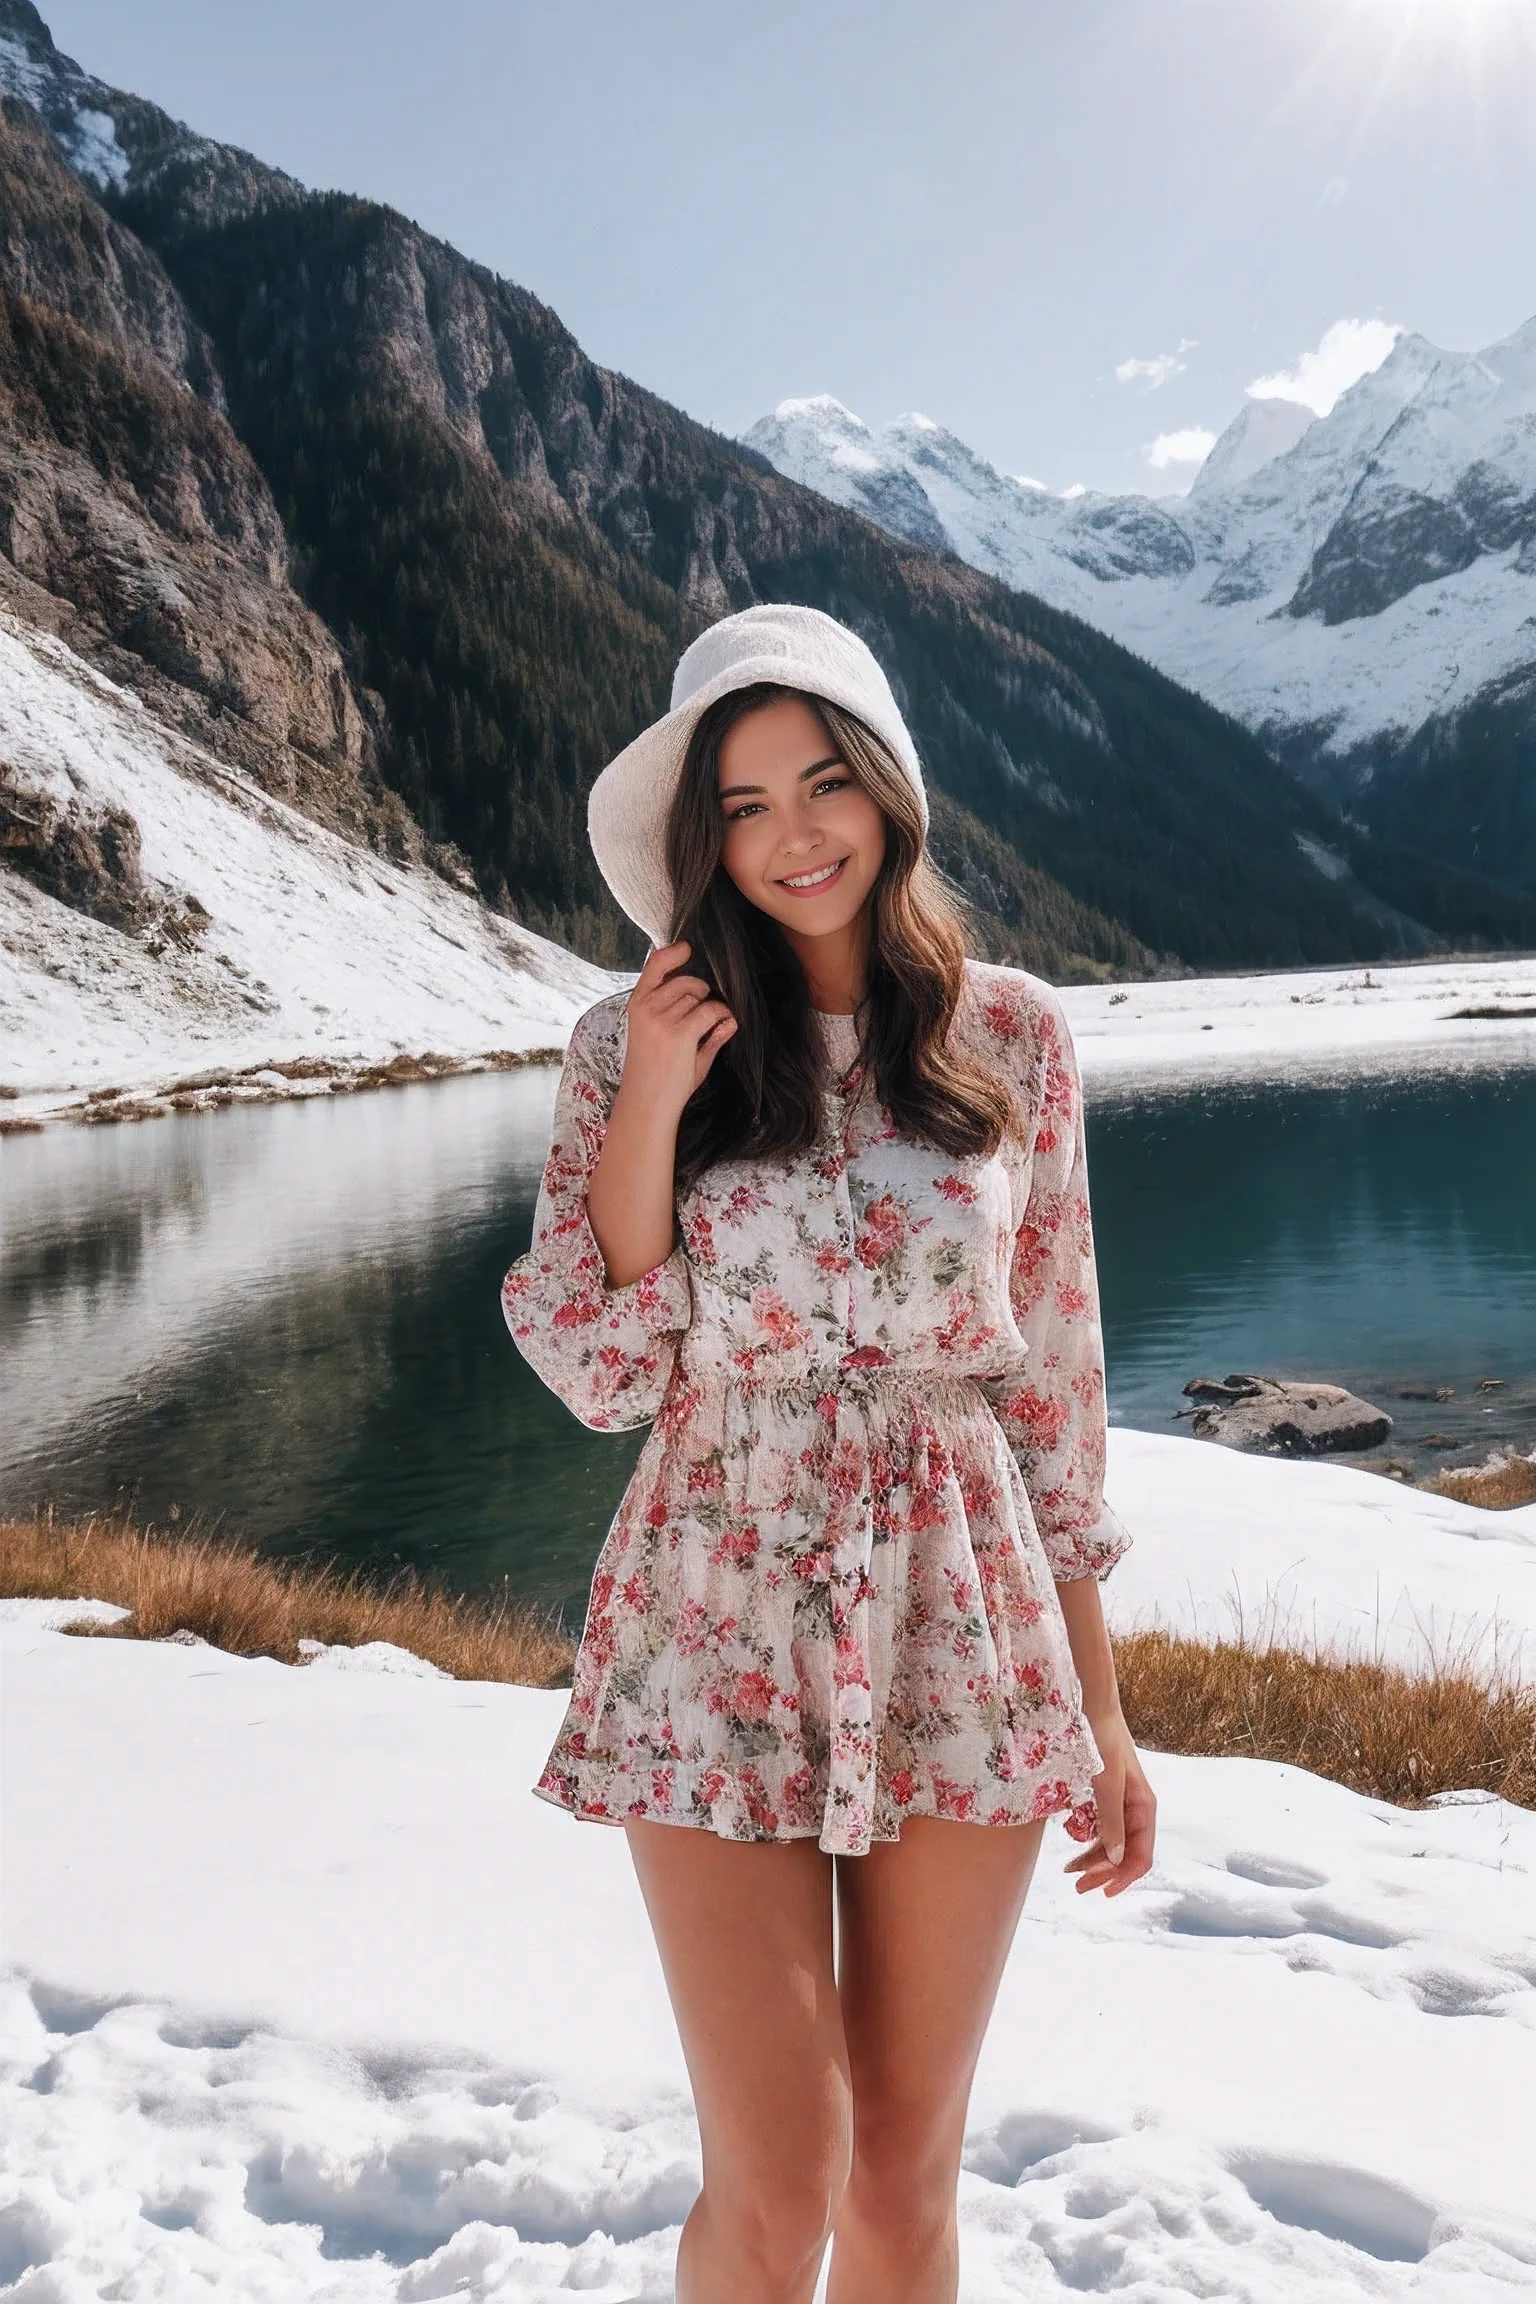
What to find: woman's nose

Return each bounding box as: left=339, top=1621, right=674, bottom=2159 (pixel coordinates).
left=778, top=803, right=825, bottom=855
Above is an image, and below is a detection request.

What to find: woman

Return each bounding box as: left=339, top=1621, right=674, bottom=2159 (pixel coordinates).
left=503, top=603, right=1156, bottom=2304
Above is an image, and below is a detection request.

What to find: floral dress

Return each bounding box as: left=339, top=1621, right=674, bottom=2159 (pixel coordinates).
left=501, top=957, right=1131, bottom=1858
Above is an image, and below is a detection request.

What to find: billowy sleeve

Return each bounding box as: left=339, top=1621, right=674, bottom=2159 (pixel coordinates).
left=500, top=1005, right=692, bottom=1432
left=982, top=986, right=1132, bottom=1582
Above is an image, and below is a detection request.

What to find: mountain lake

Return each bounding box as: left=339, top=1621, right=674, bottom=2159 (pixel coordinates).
left=2, top=1058, right=1533, bottom=1622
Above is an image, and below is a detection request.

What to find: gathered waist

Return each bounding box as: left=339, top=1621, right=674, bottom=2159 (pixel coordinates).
left=676, top=1351, right=994, bottom=1413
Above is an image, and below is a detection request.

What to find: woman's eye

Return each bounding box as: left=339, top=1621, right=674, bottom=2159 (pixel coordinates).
left=722, top=776, right=848, bottom=820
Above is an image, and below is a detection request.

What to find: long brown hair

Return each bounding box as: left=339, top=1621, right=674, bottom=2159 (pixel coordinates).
left=665, top=682, right=1018, bottom=1192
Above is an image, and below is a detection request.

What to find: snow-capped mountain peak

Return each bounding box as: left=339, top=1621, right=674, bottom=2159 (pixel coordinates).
left=1189, top=396, right=1314, bottom=497
left=744, top=320, right=1536, bottom=890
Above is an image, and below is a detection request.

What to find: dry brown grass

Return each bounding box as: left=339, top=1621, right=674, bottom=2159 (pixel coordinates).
left=1, top=1512, right=574, bottom=1688
left=1115, top=1627, right=1535, bottom=1809
left=1422, top=1452, right=1536, bottom=1511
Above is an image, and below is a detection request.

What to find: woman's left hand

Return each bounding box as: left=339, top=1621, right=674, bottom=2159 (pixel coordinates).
left=1063, top=1713, right=1157, bottom=1897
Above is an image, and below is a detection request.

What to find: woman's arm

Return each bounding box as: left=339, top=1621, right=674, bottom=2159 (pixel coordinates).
left=1054, top=1572, right=1156, bottom=1895
left=500, top=942, right=735, bottom=1430
left=978, top=982, right=1133, bottom=1579
left=977, top=978, right=1155, bottom=1891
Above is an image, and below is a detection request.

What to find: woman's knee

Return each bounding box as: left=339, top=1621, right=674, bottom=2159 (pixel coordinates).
left=844, top=2101, right=961, bottom=2244
left=701, top=2142, right=851, bottom=2283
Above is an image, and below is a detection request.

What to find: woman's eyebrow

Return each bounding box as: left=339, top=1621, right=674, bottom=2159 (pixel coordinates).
left=718, top=754, right=844, bottom=802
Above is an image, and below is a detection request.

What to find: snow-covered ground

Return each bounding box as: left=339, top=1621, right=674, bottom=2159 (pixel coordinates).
left=1105, top=1429, right=1536, bottom=1682
left=5, top=1434, right=1535, bottom=2303
left=0, top=615, right=613, bottom=1127
left=1061, top=953, right=1536, bottom=1090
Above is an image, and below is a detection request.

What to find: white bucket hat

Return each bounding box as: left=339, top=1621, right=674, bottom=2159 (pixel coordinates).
left=586, top=602, right=929, bottom=948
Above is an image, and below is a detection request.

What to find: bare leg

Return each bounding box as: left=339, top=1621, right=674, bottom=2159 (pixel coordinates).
left=625, top=1822, right=852, bottom=2304
left=828, top=1816, right=1048, bottom=2304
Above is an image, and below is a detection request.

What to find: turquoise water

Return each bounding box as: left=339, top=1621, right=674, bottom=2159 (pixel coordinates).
left=2, top=1063, right=1532, bottom=1619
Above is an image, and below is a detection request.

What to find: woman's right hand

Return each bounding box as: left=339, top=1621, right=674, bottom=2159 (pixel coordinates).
left=619, top=941, right=737, bottom=1117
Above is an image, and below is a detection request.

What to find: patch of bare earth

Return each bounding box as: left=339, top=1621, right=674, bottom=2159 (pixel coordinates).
left=42, top=1046, right=565, bottom=1127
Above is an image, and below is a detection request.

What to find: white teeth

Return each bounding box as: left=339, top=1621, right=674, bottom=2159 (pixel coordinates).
left=780, top=859, right=845, bottom=889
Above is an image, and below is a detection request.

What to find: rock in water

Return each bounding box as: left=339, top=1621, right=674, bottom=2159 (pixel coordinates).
left=1181, top=1373, right=1393, bottom=1456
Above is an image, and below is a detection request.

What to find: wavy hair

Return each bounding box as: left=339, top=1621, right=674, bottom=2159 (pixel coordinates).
left=664, top=681, right=1019, bottom=1192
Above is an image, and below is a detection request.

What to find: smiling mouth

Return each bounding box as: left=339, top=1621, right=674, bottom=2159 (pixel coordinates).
left=777, top=857, right=850, bottom=894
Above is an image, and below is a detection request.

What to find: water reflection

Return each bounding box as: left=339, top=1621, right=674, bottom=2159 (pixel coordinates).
left=2, top=1064, right=1533, bottom=1619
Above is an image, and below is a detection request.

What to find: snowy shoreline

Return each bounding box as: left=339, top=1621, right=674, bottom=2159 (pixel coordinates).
left=7, top=1421, right=1536, bottom=2304
left=1061, top=952, right=1536, bottom=1094
left=10, top=936, right=1536, bottom=1137
left=5, top=614, right=1536, bottom=1136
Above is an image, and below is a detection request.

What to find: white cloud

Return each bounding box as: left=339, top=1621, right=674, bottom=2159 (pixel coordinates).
left=1060, top=482, right=1088, bottom=500
left=1014, top=472, right=1048, bottom=492
left=1246, top=317, right=1402, bottom=417
left=1143, top=426, right=1217, bottom=471
left=1115, top=337, right=1196, bottom=390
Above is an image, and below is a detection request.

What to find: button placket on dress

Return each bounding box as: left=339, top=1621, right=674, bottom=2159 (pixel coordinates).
left=820, top=1054, right=881, bottom=1846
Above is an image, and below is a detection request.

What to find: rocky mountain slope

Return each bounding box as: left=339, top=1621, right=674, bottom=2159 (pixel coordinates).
left=4, top=0, right=1534, bottom=986
left=0, top=607, right=608, bottom=1120
left=746, top=325, right=1536, bottom=897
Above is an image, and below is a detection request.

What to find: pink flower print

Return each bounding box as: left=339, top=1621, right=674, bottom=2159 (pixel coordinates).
left=931, top=1771, right=978, bottom=1821
left=855, top=1193, right=909, bottom=1270
left=998, top=1383, right=1070, bottom=1453
left=936, top=1172, right=978, bottom=1206
left=781, top=1766, right=819, bottom=1828
left=816, top=1242, right=851, bottom=1276
left=1063, top=1796, right=1100, bottom=1843
left=708, top=1524, right=762, bottom=1569
left=684, top=1209, right=717, bottom=1263
left=1055, top=1282, right=1090, bottom=1320
left=674, top=1598, right=710, bottom=1658
left=888, top=1767, right=918, bottom=1808
left=742, top=1768, right=780, bottom=1836
left=982, top=991, right=1025, bottom=1043
left=751, top=1287, right=811, bottom=1350
left=732, top=1670, right=777, bottom=1725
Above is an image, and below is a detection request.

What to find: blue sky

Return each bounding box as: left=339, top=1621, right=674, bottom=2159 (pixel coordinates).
left=42, top=0, right=1536, bottom=494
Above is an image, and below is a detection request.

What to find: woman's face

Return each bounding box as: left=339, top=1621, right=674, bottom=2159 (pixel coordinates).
left=715, top=695, right=887, bottom=942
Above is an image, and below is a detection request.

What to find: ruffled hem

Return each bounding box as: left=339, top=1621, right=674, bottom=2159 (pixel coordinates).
left=531, top=1732, right=1104, bottom=1858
